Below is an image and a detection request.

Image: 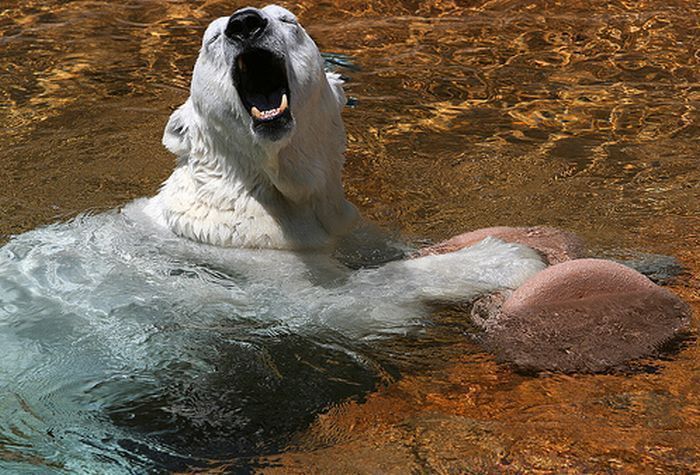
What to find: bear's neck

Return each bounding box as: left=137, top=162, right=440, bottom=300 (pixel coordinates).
left=149, top=128, right=358, bottom=250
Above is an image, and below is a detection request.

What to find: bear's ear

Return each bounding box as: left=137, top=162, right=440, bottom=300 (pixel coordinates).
left=325, top=72, right=347, bottom=111
left=162, top=100, right=194, bottom=157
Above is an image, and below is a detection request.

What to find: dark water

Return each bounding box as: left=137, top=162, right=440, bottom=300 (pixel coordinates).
left=1, top=0, right=699, bottom=472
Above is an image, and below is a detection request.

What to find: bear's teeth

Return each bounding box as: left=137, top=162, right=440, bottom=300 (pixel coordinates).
left=279, top=93, right=288, bottom=112
left=250, top=93, right=289, bottom=120
left=251, top=106, right=281, bottom=120
left=250, top=95, right=288, bottom=120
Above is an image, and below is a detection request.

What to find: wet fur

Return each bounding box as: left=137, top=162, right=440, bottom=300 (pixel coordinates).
left=142, top=6, right=357, bottom=249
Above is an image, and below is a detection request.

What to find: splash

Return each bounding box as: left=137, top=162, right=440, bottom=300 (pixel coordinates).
left=0, top=201, right=542, bottom=471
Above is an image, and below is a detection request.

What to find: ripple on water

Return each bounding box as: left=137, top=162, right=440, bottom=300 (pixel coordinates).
left=0, top=205, right=543, bottom=471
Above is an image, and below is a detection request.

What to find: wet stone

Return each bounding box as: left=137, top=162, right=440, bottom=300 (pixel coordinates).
left=481, top=259, right=692, bottom=373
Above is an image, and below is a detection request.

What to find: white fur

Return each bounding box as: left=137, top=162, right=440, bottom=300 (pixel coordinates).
left=142, top=6, right=357, bottom=250
left=134, top=5, right=546, bottom=296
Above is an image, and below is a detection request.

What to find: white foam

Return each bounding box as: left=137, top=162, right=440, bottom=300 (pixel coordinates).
left=0, top=204, right=544, bottom=470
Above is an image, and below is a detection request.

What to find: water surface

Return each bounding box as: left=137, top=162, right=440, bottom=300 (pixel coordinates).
left=1, top=0, right=699, bottom=472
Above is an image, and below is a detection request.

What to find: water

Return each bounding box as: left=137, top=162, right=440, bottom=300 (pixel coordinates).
left=1, top=0, right=699, bottom=472
left=0, top=202, right=542, bottom=472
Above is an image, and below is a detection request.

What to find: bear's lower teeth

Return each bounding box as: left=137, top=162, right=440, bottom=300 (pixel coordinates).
left=250, top=93, right=288, bottom=121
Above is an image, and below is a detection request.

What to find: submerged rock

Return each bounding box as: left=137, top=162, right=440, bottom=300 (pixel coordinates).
left=615, top=252, right=686, bottom=285
left=419, top=226, right=586, bottom=265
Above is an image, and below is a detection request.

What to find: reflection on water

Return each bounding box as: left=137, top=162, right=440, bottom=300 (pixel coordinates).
left=0, top=0, right=698, bottom=472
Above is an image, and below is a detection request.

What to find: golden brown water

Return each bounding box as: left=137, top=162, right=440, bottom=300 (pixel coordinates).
left=1, top=0, right=699, bottom=472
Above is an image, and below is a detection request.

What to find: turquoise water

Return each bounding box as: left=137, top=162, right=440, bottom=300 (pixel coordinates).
left=0, top=202, right=541, bottom=471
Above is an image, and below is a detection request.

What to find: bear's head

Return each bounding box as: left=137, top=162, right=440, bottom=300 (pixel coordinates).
left=155, top=6, right=357, bottom=250
left=163, top=5, right=347, bottom=161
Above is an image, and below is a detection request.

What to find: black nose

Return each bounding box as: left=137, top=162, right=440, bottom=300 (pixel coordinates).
left=225, top=9, right=268, bottom=41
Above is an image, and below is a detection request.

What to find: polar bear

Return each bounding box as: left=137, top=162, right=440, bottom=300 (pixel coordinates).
left=142, top=5, right=359, bottom=250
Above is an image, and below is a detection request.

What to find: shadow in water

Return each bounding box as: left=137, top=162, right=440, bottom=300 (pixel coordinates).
left=104, top=333, right=391, bottom=471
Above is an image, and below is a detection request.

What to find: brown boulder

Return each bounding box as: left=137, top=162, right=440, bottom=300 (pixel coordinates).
left=482, top=259, right=692, bottom=373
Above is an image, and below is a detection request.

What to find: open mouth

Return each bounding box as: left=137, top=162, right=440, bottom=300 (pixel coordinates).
left=233, top=48, right=291, bottom=129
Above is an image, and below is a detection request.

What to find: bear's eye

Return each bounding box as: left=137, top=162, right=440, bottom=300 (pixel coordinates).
left=279, top=16, right=298, bottom=25
left=206, top=32, right=221, bottom=46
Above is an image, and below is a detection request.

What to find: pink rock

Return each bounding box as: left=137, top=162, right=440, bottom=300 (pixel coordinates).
left=502, top=259, right=658, bottom=313
left=419, top=226, right=585, bottom=264
left=484, top=259, right=692, bottom=373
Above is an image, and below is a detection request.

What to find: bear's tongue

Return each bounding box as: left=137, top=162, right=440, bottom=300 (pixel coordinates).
left=247, top=90, right=288, bottom=121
